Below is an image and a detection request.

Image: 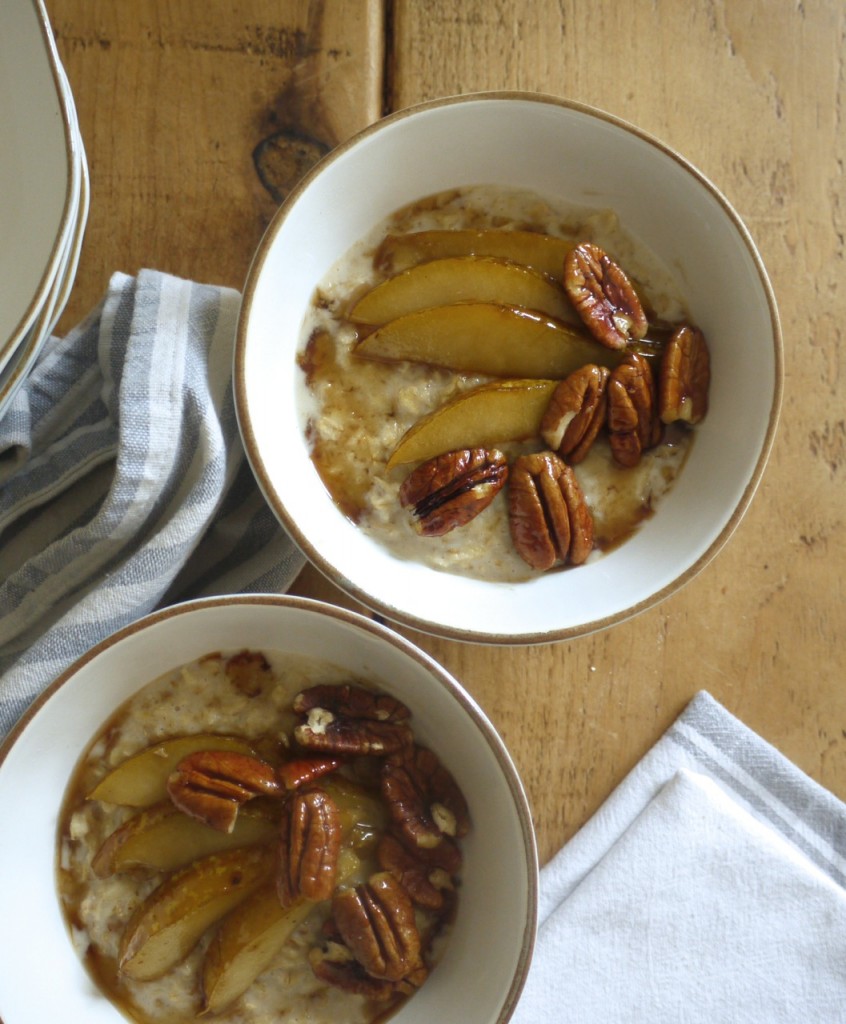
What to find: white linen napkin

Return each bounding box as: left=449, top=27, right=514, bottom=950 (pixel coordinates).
left=0, top=270, right=305, bottom=734
left=513, top=691, right=846, bottom=1022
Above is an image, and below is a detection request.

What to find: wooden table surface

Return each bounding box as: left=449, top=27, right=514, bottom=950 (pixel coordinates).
left=47, top=0, right=845, bottom=867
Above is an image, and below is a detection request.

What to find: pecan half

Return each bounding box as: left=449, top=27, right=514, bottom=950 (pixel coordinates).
left=293, top=684, right=410, bottom=723
left=377, top=831, right=459, bottom=910
left=540, top=364, right=610, bottom=463
left=331, top=872, right=424, bottom=982
left=399, top=448, right=508, bottom=536
left=507, top=451, right=594, bottom=571
left=166, top=750, right=280, bottom=833
left=293, top=684, right=413, bottom=756
left=277, top=787, right=342, bottom=906
left=294, top=711, right=412, bottom=757
left=607, top=352, right=662, bottom=467
left=381, top=745, right=470, bottom=851
left=277, top=756, right=342, bottom=790
left=564, top=242, right=648, bottom=349
left=659, top=324, right=710, bottom=425
left=308, top=943, right=400, bottom=1001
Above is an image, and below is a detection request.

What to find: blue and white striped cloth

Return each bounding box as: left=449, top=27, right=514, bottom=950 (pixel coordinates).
left=0, top=270, right=304, bottom=734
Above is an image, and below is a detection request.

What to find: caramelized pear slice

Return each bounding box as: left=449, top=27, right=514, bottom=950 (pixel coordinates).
left=320, top=776, right=388, bottom=858
left=92, top=801, right=278, bottom=877
left=201, top=848, right=360, bottom=1014
left=118, top=845, right=276, bottom=981
left=88, top=734, right=256, bottom=807
left=387, top=379, right=558, bottom=469
left=349, top=256, right=575, bottom=325
left=202, top=885, right=315, bottom=1014
left=375, top=228, right=574, bottom=278
left=356, top=303, right=616, bottom=380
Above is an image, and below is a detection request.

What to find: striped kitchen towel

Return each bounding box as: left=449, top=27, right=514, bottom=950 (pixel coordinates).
left=512, top=690, right=846, bottom=1022
left=0, top=270, right=305, bottom=735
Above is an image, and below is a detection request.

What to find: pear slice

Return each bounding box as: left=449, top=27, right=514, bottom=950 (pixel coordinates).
left=92, top=801, right=278, bottom=877
left=356, top=303, right=616, bottom=380
left=375, top=228, right=574, bottom=278
left=201, top=847, right=361, bottom=1013
left=118, top=845, right=276, bottom=981
left=88, top=734, right=257, bottom=807
left=349, top=256, right=575, bottom=325
left=320, top=775, right=388, bottom=859
left=201, top=884, right=315, bottom=1014
left=387, top=379, right=558, bottom=469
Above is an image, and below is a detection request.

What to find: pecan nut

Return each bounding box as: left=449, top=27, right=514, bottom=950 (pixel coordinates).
left=308, top=943, right=400, bottom=1001
left=540, top=364, right=610, bottom=463
left=381, top=745, right=470, bottom=851
left=564, top=242, right=648, bottom=349
left=277, top=787, right=342, bottom=906
left=166, top=750, right=280, bottom=833
left=607, top=351, right=662, bottom=467
left=377, top=831, right=459, bottom=910
left=294, top=711, right=412, bottom=757
left=293, top=684, right=410, bottom=723
left=277, top=755, right=342, bottom=790
left=331, top=872, right=424, bottom=982
left=659, top=324, right=710, bottom=424
left=399, top=448, right=508, bottom=536
left=293, top=683, right=413, bottom=756
left=507, top=451, right=594, bottom=570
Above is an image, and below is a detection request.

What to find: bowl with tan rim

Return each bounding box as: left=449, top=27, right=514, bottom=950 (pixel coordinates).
left=235, top=91, right=783, bottom=644
left=0, top=594, right=537, bottom=1024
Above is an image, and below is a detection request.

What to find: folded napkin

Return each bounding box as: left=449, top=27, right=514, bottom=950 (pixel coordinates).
left=0, top=270, right=305, bottom=735
left=514, top=691, right=846, bottom=1022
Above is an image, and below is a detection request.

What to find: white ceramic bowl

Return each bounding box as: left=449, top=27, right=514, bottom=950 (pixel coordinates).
left=0, top=0, right=78, bottom=370
left=235, top=92, right=783, bottom=644
left=0, top=595, right=537, bottom=1024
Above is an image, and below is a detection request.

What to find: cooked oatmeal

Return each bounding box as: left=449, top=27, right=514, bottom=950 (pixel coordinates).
left=297, top=185, right=696, bottom=582
left=57, top=651, right=460, bottom=1024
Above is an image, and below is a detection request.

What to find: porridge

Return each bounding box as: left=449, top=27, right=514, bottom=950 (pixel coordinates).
left=298, top=185, right=710, bottom=582
left=57, top=650, right=467, bottom=1024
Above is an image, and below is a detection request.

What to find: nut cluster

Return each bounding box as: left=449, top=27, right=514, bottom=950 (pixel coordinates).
left=546, top=244, right=710, bottom=468
left=398, top=242, right=711, bottom=571
left=165, top=681, right=468, bottom=1004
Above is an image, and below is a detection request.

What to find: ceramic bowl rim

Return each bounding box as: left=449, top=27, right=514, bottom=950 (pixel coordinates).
left=0, top=593, right=539, bottom=1024
left=0, top=0, right=79, bottom=367
left=234, top=90, right=784, bottom=645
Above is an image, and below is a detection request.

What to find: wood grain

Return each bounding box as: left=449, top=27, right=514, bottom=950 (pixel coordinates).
left=49, top=0, right=383, bottom=330
left=46, top=0, right=846, bottom=867
left=383, top=0, right=846, bottom=863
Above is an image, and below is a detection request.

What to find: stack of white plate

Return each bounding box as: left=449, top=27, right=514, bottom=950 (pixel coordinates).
left=0, top=0, right=89, bottom=422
